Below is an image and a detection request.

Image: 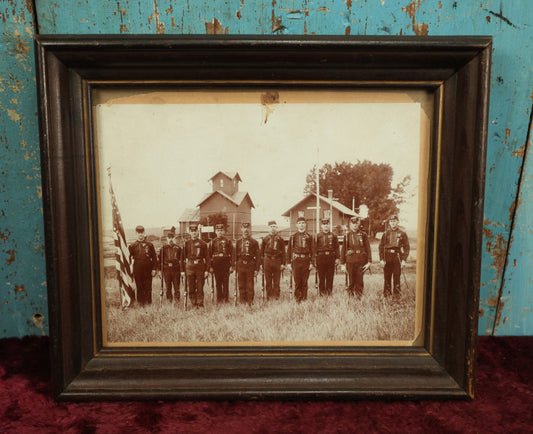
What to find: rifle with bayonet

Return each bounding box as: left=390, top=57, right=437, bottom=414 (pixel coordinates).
left=211, top=271, right=215, bottom=304
left=261, top=266, right=265, bottom=302
left=159, top=246, right=164, bottom=306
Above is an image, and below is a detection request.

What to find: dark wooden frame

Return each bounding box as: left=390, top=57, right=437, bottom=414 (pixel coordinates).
left=35, top=35, right=491, bottom=400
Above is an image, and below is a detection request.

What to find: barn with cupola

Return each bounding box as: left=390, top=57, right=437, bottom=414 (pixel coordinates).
left=179, top=171, right=254, bottom=240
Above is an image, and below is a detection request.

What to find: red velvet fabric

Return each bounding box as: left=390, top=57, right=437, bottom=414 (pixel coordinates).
left=1, top=336, right=532, bottom=432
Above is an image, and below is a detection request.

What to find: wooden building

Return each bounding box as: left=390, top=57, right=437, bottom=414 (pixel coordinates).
left=281, top=193, right=357, bottom=236
left=179, top=171, right=254, bottom=240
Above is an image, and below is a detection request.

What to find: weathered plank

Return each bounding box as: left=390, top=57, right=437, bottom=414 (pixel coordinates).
left=0, top=1, right=47, bottom=337
left=0, top=0, right=529, bottom=336
left=495, top=112, right=533, bottom=335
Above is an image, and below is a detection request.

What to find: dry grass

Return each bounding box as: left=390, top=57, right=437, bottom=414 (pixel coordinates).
left=104, top=264, right=417, bottom=344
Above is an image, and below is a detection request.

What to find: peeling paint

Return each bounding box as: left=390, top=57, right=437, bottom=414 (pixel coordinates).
left=512, top=145, right=525, bottom=158
left=5, top=249, right=15, bottom=265
left=205, top=18, right=228, bottom=35
left=14, top=284, right=27, bottom=296
left=486, top=233, right=507, bottom=282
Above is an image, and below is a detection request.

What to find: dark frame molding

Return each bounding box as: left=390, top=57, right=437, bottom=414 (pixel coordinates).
left=35, top=35, right=491, bottom=400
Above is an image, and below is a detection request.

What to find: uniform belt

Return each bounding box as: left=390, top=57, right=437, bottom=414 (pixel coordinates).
left=214, top=253, right=226, bottom=257
left=318, top=251, right=333, bottom=255
left=347, top=250, right=362, bottom=255
left=189, top=259, right=202, bottom=264
left=385, top=248, right=399, bottom=252
left=293, top=253, right=309, bottom=258
left=265, top=255, right=281, bottom=260
left=240, top=260, right=251, bottom=265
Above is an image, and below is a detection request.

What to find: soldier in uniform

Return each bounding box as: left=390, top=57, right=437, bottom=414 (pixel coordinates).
left=158, top=229, right=181, bottom=303
left=128, top=225, right=158, bottom=306
left=379, top=215, right=410, bottom=298
left=260, top=220, right=286, bottom=300
left=180, top=224, right=209, bottom=308
left=316, top=218, right=340, bottom=296
left=235, top=222, right=260, bottom=306
left=341, top=216, right=372, bottom=298
left=208, top=223, right=234, bottom=304
left=287, top=216, right=315, bottom=303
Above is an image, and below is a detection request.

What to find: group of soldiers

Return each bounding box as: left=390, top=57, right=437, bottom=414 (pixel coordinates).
left=127, top=214, right=410, bottom=308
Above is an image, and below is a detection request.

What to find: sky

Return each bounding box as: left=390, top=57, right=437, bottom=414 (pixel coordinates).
left=96, top=90, right=426, bottom=233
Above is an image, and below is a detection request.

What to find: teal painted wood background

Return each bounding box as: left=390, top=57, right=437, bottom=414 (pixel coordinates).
left=1, top=0, right=531, bottom=337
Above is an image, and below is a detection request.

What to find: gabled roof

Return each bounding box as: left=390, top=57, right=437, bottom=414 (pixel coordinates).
left=209, top=171, right=242, bottom=183
left=281, top=193, right=357, bottom=217
left=197, top=190, right=255, bottom=208
left=178, top=208, right=200, bottom=223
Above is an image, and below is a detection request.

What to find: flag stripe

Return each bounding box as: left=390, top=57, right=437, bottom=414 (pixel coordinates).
left=109, top=175, right=135, bottom=308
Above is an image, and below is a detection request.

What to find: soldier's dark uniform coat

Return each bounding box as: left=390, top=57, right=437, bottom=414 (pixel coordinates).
left=260, top=233, right=286, bottom=300
left=341, top=229, right=372, bottom=297
left=158, top=242, right=181, bottom=302
left=379, top=227, right=410, bottom=297
left=287, top=231, right=315, bottom=303
left=236, top=236, right=260, bottom=305
left=182, top=237, right=209, bottom=308
left=209, top=235, right=234, bottom=303
left=128, top=240, right=158, bottom=306
left=316, top=231, right=339, bottom=295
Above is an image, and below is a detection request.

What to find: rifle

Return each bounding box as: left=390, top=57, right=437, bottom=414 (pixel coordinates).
left=211, top=272, right=215, bottom=304
left=183, top=271, right=188, bottom=311
left=289, top=265, right=293, bottom=302
left=159, top=247, right=164, bottom=306
left=397, top=253, right=410, bottom=291
left=261, top=267, right=265, bottom=302
left=315, top=267, right=318, bottom=294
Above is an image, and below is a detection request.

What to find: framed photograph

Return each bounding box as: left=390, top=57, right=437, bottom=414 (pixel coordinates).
left=36, top=35, right=491, bottom=400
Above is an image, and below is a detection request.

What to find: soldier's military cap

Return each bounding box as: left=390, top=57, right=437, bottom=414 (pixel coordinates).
left=189, top=224, right=199, bottom=231
left=268, top=220, right=277, bottom=226
left=350, top=216, right=361, bottom=223
left=296, top=216, right=306, bottom=223
left=167, top=230, right=175, bottom=238
left=389, top=215, right=399, bottom=221
left=135, top=225, right=145, bottom=233
left=241, top=222, right=250, bottom=228
left=215, top=223, right=225, bottom=230
left=321, top=218, right=330, bottom=224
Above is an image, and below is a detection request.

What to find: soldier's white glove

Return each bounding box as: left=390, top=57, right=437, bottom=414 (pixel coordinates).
left=286, top=264, right=292, bottom=272
left=401, top=260, right=406, bottom=268
left=180, top=271, right=185, bottom=277
left=380, top=260, right=385, bottom=267
left=362, top=263, right=371, bottom=273
left=151, top=270, right=156, bottom=277
left=341, top=264, right=346, bottom=273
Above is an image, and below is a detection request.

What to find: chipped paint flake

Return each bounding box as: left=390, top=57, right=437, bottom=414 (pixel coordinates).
left=205, top=18, right=228, bottom=34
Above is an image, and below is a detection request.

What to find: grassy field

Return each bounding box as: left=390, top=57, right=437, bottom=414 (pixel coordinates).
left=104, top=263, right=417, bottom=344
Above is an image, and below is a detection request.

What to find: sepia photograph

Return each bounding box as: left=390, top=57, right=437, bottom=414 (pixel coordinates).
left=95, top=88, right=431, bottom=347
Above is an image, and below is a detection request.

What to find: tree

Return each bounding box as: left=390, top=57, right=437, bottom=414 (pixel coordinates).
left=304, top=161, right=411, bottom=235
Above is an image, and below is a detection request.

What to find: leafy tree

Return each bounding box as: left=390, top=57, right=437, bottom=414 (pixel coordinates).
left=304, top=161, right=411, bottom=235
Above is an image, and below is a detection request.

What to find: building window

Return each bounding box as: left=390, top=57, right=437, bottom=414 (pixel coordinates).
left=220, top=179, right=224, bottom=187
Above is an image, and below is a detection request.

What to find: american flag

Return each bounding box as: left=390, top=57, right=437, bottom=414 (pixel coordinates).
left=108, top=168, right=135, bottom=308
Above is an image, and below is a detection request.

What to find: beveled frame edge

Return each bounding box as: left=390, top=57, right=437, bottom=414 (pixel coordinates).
left=35, top=35, right=492, bottom=401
